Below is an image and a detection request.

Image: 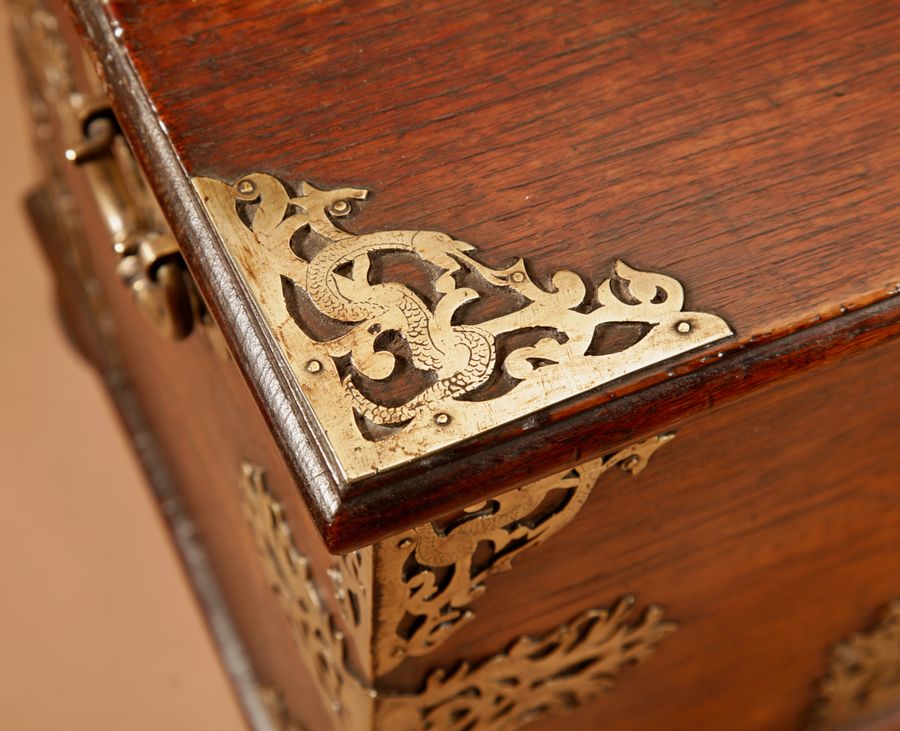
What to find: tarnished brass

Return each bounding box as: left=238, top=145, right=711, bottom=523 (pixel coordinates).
left=9, top=0, right=122, bottom=363
left=196, top=174, right=732, bottom=479
left=12, top=0, right=211, bottom=344
left=239, top=462, right=676, bottom=731
left=809, top=602, right=900, bottom=729
left=18, top=0, right=234, bottom=354
left=328, top=548, right=373, bottom=674
left=373, top=434, right=674, bottom=674
left=239, top=462, right=374, bottom=730
left=377, top=596, right=677, bottom=731
left=67, top=100, right=196, bottom=340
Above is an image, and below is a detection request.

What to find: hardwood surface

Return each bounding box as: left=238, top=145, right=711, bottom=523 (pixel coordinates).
left=106, top=0, right=900, bottom=346
left=70, top=0, right=900, bottom=549
left=16, top=3, right=900, bottom=729
left=385, top=335, right=900, bottom=731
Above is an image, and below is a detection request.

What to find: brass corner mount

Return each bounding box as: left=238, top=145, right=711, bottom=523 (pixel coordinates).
left=196, top=173, right=731, bottom=478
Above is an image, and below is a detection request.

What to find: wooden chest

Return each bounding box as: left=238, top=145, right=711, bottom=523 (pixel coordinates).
left=11, top=1, right=900, bottom=729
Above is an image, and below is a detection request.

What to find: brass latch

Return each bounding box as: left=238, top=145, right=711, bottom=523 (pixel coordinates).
left=66, top=100, right=194, bottom=340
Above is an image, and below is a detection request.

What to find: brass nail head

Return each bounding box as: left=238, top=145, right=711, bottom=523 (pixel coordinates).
left=621, top=455, right=641, bottom=472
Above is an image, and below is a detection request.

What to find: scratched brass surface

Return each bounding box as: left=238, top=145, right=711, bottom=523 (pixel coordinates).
left=372, top=434, right=673, bottom=674
left=239, top=462, right=675, bottom=731
left=195, top=173, right=731, bottom=480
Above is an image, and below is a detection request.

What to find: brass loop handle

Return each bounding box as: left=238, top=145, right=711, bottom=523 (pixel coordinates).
left=66, top=102, right=195, bottom=340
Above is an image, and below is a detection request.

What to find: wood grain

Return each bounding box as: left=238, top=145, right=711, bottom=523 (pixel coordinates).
left=67, top=0, right=900, bottom=549
left=384, top=334, right=900, bottom=731
left=23, top=3, right=900, bottom=728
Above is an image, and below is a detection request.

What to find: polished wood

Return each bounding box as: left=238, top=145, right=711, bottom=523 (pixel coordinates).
left=384, top=334, right=900, bottom=730
left=68, top=0, right=900, bottom=549
left=17, top=1, right=900, bottom=730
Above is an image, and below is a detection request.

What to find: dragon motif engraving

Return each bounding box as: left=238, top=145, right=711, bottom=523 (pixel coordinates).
left=373, top=434, right=673, bottom=674
left=196, top=174, right=732, bottom=478
left=239, top=462, right=676, bottom=731
left=228, top=177, right=497, bottom=426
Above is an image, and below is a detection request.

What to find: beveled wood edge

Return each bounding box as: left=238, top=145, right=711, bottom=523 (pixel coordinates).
left=67, top=1, right=348, bottom=537
left=67, top=1, right=900, bottom=552
left=337, top=297, right=900, bottom=550
left=29, top=171, right=274, bottom=730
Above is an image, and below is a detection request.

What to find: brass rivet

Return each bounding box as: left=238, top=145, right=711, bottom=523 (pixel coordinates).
left=306, top=359, right=322, bottom=373
left=510, top=271, right=526, bottom=283
left=329, top=199, right=351, bottom=215
left=676, top=320, right=691, bottom=334
left=434, top=412, right=451, bottom=425
left=236, top=179, right=255, bottom=195
left=621, top=455, right=641, bottom=472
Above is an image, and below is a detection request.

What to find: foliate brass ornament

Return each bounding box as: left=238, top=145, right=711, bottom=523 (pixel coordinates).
left=377, top=597, right=677, bottom=731
left=196, top=174, right=731, bottom=479
left=238, top=462, right=374, bottom=730
left=810, top=602, right=900, bottom=729
left=328, top=547, right=374, bottom=674
left=239, top=462, right=676, bottom=731
left=374, top=434, right=674, bottom=674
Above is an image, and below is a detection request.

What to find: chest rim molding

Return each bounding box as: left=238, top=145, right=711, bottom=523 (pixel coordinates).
left=194, top=173, right=731, bottom=480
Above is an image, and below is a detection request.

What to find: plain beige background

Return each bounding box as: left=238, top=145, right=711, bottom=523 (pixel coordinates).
left=0, top=6, right=245, bottom=730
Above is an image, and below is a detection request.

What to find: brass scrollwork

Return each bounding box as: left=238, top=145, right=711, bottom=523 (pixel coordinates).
left=239, top=462, right=676, bottom=731
left=328, top=547, right=374, bottom=674
left=378, top=596, right=676, bottom=731
left=374, top=434, right=673, bottom=674
left=810, top=602, right=900, bottom=729
left=197, top=174, right=731, bottom=479
left=239, top=463, right=373, bottom=730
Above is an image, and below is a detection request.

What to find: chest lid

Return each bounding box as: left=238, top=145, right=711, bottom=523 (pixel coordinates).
left=74, top=0, right=900, bottom=550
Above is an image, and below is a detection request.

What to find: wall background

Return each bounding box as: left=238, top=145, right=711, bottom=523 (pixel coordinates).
left=0, top=5, right=246, bottom=729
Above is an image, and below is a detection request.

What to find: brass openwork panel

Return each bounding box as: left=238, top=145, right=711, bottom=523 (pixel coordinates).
left=197, top=174, right=731, bottom=479
left=373, top=434, right=673, bottom=674
left=376, top=596, right=676, bottom=731
left=239, top=462, right=676, bottom=731
left=809, top=601, right=900, bottom=729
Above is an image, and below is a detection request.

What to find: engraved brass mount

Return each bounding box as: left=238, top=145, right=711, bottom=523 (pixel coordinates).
left=196, top=174, right=732, bottom=478
left=810, top=602, right=900, bottom=729
left=239, top=458, right=676, bottom=731
left=374, top=434, right=674, bottom=674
